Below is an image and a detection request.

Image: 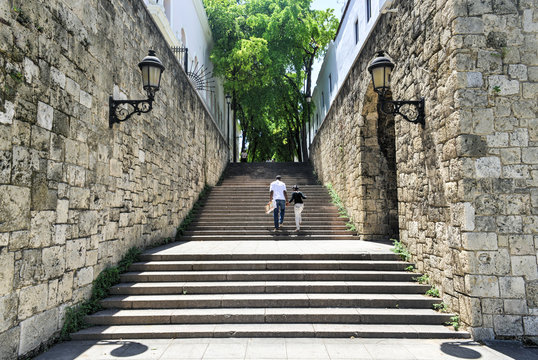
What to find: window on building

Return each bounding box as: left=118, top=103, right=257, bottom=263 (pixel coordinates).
left=366, top=0, right=371, bottom=22
left=329, top=74, right=332, bottom=94
left=354, top=19, right=359, bottom=44
left=321, top=92, right=325, bottom=110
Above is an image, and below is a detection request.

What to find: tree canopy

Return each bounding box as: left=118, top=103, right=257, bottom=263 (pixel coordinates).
left=204, top=0, right=338, bottom=162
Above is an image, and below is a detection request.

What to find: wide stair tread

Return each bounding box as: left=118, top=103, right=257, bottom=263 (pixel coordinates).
left=72, top=323, right=468, bottom=340
left=74, top=162, right=468, bottom=340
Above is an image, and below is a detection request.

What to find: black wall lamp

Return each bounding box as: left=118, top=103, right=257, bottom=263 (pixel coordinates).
left=109, top=50, right=165, bottom=128
left=368, top=51, right=425, bottom=127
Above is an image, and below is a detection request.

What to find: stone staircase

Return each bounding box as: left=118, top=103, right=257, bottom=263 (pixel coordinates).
left=72, top=162, right=469, bottom=339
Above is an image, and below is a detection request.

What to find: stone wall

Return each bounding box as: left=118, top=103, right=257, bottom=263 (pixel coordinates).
left=310, top=0, right=537, bottom=340
left=0, top=0, right=228, bottom=357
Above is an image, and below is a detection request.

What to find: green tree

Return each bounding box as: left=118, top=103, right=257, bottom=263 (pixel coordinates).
left=204, top=0, right=338, bottom=162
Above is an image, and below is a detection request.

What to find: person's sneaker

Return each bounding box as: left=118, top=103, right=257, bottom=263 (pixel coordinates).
left=273, top=228, right=278, bottom=232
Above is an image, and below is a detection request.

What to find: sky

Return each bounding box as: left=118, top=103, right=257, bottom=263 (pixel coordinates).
left=311, top=0, right=346, bottom=13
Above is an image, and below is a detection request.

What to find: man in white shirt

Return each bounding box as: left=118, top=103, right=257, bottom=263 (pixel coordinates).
left=269, top=175, right=288, bottom=231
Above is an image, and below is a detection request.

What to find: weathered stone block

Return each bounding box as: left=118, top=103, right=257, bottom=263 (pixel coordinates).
left=488, top=76, right=520, bottom=95
left=465, top=275, right=500, bottom=297
left=65, top=238, right=87, bottom=270
left=456, top=135, right=487, bottom=157
left=468, top=0, right=492, bottom=16
left=0, top=150, right=12, bottom=184
left=18, top=283, right=48, bottom=320
left=52, top=111, right=70, bottom=138
left=23, top=57, right=39, bottom=84
left=522, top=9, right=538, bottom=32
left=486, top=132, right=509, bottom=148
left=56, top=199, right=69, bottom=223
left=482, top=298, right=504, bottom=315
left=68, top=187, right=90, bottom=209
left=0, top=185, right=31, bottom=232
left=497, top=216, right=523, bottom=233
left=476, top=157, right=501, bottom=178
left=50, top=67, right=66, bottom=89
left=74, top=267, right=93, bottom=287
left=0, top=326, right=20, bottom=360
left=460, top=296, right=483, bottom=327
left=511, top=256, right=538, bottom=280
left=504, top=299, right=527, bottom=315
left=509, top=129, right=529, bottom=148
left=53, top=224, right=68, bottom=246
left=522, top=147, right=538, bottom=164
left=0, top=101, right=15, bottom=125
left=523, top=216, right=538, bottom=234
left=462, top=232, right=498, bottom=250
left=67, top=165, right=85, bottom=187
left=80, top=90, right=92, bottom=108
left=508, top=64, right=527, bottom=81
left=523, top=316, right=538, bottom=335
left=475, top=195, right=501, bottom=215
left=29, top=211, right=55, bottom=248
left=0, top=249, right=14, bottom=296
left=500, top=148, right=521, bottom=165
left=79, top=211, right=99, bottom=237
left=0, top=293, right=17, bottom=334
left=18, top=308, right=58, bottom=355
left=473, top=109, right=494, bottom=135
left=42, top=246, right=65, bottom=279
left=453, top=17, right=484, bottom=34
left=477, top=50, right=502, bottom=73
left=493, top=315, right=524, bottom=336
left=0, top=233, right=7, bottom=247
left=468, top=249, right=511, bottom=275
left=466, top=72, right=484, bottom=87
left=508, top=235, right=534, bottom=255
left=36, top=101, right=53, bottom=131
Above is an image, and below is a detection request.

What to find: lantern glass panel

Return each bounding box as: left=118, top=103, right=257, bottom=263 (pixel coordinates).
left=372, top=65, right=391, bottom=92
left=150, top=66, right=163, bottom=88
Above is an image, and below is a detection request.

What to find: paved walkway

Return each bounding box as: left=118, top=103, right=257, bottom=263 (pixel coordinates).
left=36, top=337, right=538, bottom=360
left=142, top=240, right=395, bottom=256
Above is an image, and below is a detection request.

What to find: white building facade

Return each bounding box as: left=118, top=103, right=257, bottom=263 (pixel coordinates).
left=144, top=0, right=234, bottom=158
left=309, top=0, right=393, bottom=146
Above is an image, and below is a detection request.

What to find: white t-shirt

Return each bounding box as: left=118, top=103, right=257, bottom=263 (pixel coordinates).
left=270, top=180, right=287, bottom=200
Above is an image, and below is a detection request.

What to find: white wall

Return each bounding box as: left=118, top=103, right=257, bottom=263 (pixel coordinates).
left=309, top=0, right=392, bottom=144
left=144, top=0, right=233, bottom=156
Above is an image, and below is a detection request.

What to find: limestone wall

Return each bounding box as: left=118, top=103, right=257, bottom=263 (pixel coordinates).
left=0, top=0, right=228, bottom=357
left=310, top=0, right=537, bottom=340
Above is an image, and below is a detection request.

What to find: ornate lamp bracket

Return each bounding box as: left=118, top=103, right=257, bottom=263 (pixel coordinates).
left=109, top=96, right=154, bottom=128
left=378, top=96, right=425, bottom=127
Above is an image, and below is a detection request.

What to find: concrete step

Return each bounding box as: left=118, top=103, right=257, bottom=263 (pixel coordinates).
left=191, top=216, right=349, bottom=222
left=110, top=281, right=430, bottom=295
left=200, top=204, right=338, bottom=209
left=197, top=209, right=342, bottom=215
left=181, top=230, right=355, bottom=236
left=86, top=308, right=453, bottom=325
left=139, top=252, right=400, bottom=262
left=188, top=225, right=350, bottom=231
left=119, top=270, right=418, bottom=282
left=178, top=234, right=359, bottom=241
left=128, top=260, right=409, bottom=272
left=72, top=323, right=469, bottom=339
left=101, top=293, right=441, bottom=309
left=188, top=221, right=350, bottom=227
left=194, top=210, right=344, bottom=215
